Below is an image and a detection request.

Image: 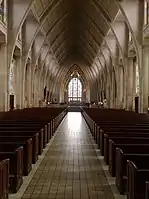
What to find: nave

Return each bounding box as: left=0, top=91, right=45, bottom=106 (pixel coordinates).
left=12, top=112, right=116, bottom=199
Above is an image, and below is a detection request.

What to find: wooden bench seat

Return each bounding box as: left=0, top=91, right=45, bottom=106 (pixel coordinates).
left=0, top=107, right=67, bottom=195
left=0, top=129, right=43, bottom=155
left=104, top=134, right=149, bottom=164
left=116, top=148, right=149, bottom=195
left=82, top=108, right=149, bottom=198
left=100, top=128, right=149, bottom=155
left=0, top=122, right=48, bottom=147
left=109, top=139, right=149, bottom=177
left=0, top=120, right=51, bottom=141
left=0, top=139, right=32, bottom=176
left=0, top=126, right=45, bottom=149
left=0, top=133, right=38, bottom=163
left=0, top=159, right=9, bottom=199
left=146, top=181, right=149, bottom=199
left=127, top=160, right=149, bottom=199
left=0, top=145, right=23, bottom=193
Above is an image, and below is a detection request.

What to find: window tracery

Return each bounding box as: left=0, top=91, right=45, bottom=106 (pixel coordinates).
left=68, top=77, right=82, bottom=102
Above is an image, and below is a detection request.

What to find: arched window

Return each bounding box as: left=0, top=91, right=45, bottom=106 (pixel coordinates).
left=129, top=31, right=132, bottom=42
left=144, top=0, right=149, bottom=25
left=9, top=60, right=14, bottom=95
left=136, top=62, right=139, bottom=94
left=0, top=0, right=4, bottom=23
left=68, top=77, right=82, bottom=102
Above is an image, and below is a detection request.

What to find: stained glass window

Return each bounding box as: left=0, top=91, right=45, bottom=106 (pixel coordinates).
left=144, top=0, right=149, bottom=25
left=68, top=78, right=82, bottom=102
left=9, top=61, right=14, bottom=95
left=0, top=0, right=4, bottom=22
left=136, top=63, right=139, bottom=94
left=129, top=31, right=132, bottom=42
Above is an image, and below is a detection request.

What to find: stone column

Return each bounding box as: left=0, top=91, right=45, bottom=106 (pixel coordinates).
left=31, top=67, right=36, bottom=107
left=126, top=57, right=134, bottom=110
left=121, top=67, right=125, bottom=108
left=38, top=69, right=43, bottom=104
left=123, top=60, right=128, bottom=109
left=110, top=70, right=116, bottom=108
left=15, top=55, right=22, bottom=109
left=117, top=66, right=124, bottom=109
left=20, top=64, right=26, bottom=109
left=140, top=46, right=149, bottom=113
left=40, top=75, right=44, bottom=102
left=0, top=44, right=8, bottom=111
left=26, top=64, right=33, bottom=107
left=106, top=75, right=111, bottom=107
left=34, top=69, right=40, bottom=107
left=34, top=71, right=37, bottom=106
left=115, top=65, right=120, bottom=108
left=132, top=58, right=137, bottom=111
left=33, top=71, right=38, bottom=107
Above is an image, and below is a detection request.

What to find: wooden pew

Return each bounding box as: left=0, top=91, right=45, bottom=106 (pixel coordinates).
left=116, top=148, right=149, bottom=195
left=109, top=139, right=149, bottom=177
left=82, top=108, right=149, bottom=133
left=0, top=137, right=32, bottom=176
left=0, top=159, right=9, bottom=199
left=0, top=145, right=23, bottom=193
left=146, top=181, right=149, bottom=199
left=127, top=160, right=149, bottom=199
left=0, top=130, right=39, bottom=160
left=104, top=134, right=149, bottom=164
left=0, top=126, right=45, bottom=150
left=0, top=108, right=67, bottom=141
left=100, top=128, right=149, bottom=156
left=0, top=128, right=43, bottom=155
left=4, top=122, right=48, bottom=147
left=0, top=140, right=32, bottom=176
left=0, top=120, right=52, bottom=141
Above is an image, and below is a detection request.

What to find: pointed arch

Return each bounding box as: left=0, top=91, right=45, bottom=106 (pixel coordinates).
left=68, top=77, right=83, bottom=102
left=63, top=64, right=88, bottom=89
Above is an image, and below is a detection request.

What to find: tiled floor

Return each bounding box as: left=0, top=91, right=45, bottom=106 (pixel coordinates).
left=11, top=112, right=119, bottom=199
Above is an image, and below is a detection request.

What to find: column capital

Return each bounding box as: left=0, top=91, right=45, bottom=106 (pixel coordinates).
left=128, top=51, right=136, bottom=59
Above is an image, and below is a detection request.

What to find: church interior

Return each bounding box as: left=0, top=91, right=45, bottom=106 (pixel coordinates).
left=0, top=0, right=149, bottom=199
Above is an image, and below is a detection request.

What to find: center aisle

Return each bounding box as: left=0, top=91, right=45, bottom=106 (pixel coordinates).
left=21, top=112, right=114, bottom=199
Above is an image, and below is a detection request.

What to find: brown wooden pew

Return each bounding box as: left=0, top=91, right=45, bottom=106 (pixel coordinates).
left=82, top=108, right=149, bottom=131
left=127, top=160, right=149, bottom=199
left=109, top=139, right=149, bottom=177
left=0, top=125, right=46, bottom=149
left=0, top=131, right=39, bottom=164
left=0, top=107, right=67, bottom=196
left=97, top=124, right=149, bottom=143
left=0, top=159, right=9, bottom=199
left=0, top=137, right=33, bottom=172
left=0, top=122, right=49, bottom=146
left=100, top=128, right=149, bottom=155
left=116, top=148, right=149, bottom=195
left=0, top=139, right=32, bottom=176
left=2, top=110, right=65, bottom=143
left=0, top=128, right=43, bottom=155
left=0, top=145, right=23, bottom=193
left=0, top=120, right=53, bottom=141
left=104, top=133, right=149, bottom=164
left=146, top=181, right=149, bottom=199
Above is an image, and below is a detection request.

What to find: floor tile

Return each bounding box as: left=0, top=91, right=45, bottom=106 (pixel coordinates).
left=12, top=112, right=119, bottom=199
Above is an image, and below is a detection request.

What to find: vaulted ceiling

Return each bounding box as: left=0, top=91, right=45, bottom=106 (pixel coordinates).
left=31, top=0, right=119, bottom=82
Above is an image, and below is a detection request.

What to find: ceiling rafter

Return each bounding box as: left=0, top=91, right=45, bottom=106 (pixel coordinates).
left=33, top=0, right=118, bottom=81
